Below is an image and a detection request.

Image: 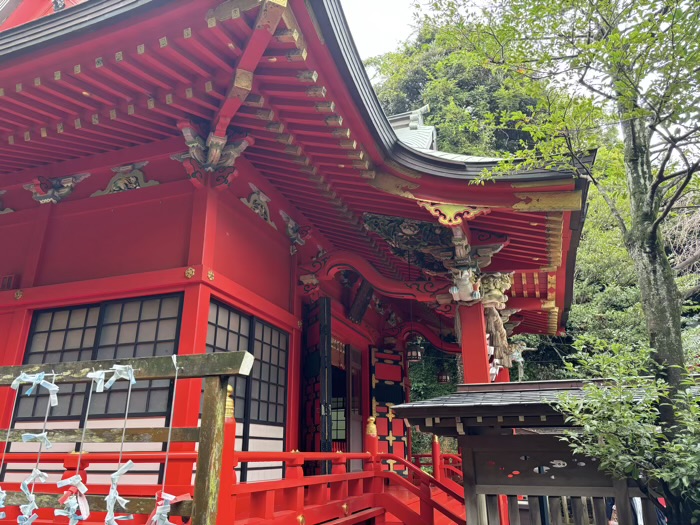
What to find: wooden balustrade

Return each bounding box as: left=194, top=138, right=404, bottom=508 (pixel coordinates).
left=0, top=355, right=469, bottom=525
left=0, top=352, right=253, bottom=525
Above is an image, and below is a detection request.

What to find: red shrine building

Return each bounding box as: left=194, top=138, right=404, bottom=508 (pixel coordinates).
left=0, top=0, right=588, bottom=523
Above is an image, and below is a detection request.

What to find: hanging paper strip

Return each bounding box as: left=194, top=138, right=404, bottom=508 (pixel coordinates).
left=146, top=492, right=191, bottom=525
left=21, top=432, right=52, bottom=450
left=87, top=365, right=136, bottom=393
left=56, top=474, right=90, bottom=525
left=105, top=460, right=135, bottom=525
left=18, top=468, right=48, bottom=524
left=11, top=372, right=59, bottom=406
left=0, top=485, right=6, bottom=519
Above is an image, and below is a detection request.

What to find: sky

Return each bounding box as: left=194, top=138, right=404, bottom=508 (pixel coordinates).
left=338, top=0, right=416, bottom=59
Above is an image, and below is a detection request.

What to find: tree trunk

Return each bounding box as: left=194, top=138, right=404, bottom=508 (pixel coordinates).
left=619, top=114, right=697, bottom=525
left=619, top=114, right=686, bottom=399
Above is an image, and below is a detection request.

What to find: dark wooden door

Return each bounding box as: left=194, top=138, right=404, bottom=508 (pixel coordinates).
left=301, top=297, right=333, bottom=473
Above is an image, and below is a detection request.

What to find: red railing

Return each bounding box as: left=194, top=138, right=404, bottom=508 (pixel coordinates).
left=0, top=438, right=466, bottom=525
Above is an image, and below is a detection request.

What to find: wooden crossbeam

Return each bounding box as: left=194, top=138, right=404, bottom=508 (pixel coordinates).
left=4, top=492, right=192, bottom=516
left=0, top=351, right=254, bottom=385
left=3, top=427, right=200, bottom=444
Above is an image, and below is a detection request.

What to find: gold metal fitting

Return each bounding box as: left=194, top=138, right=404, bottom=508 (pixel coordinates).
left=297, top=515, right=306, bottom=525
left=341, top=503, right=349, bottom=516
left=225, top=385, right=234, bottom=419
left=207, top=270, right=215, bottom=281
left=184, top=267, right=195, bottom=279
left=14, top=290, right=23, bottom=300
left=366, top=416, right=377, bottom=437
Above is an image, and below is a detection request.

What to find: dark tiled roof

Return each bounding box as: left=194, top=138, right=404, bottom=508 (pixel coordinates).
left=392, top=380, right=700, bottom=416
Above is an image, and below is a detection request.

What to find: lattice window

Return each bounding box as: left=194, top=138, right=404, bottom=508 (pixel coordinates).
left=249, top=321, right=288, bottom=425
left=205, top=301, right=288, bottom=482
left=15, top=294, right=183, bottom=421
left=206, top=301, right=251, bottom=420
left=331, top=397, right=346, bottom=441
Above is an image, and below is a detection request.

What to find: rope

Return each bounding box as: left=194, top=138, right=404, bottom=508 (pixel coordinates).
left=75, top=372, right=96, bottom=475
left=117, top=374, right=136, bottom=469
left=31, top=371, right=57, bottom=493
left=161, top=355, right=180, bottom=492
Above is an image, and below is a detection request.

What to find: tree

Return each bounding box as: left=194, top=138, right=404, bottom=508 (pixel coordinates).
left=417, top=0, right=700, bottom=521
left=366, top=23, right=537, bottom=155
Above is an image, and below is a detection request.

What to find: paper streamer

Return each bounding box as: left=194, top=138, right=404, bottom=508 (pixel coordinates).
left=0, top=485, right=6, bottom=519
left=87, top=365, right=136, bottom=393
left=146, top=492, right=191, bottom=525
left=56, top=474, right=90, bottom=525
left=18, top=469, right=48, bottom=524
left=11, top=372, right=59, bottom=407
left=21, top=432, right=52, bottom=450
left=105, top=460, right=135, bottom=525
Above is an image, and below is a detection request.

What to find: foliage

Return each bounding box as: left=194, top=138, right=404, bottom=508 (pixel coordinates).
left=369, top=0, right=700, bottom=518
left=555, top=337, right=700, bottom=523
left=407, top=344, right=460, bottom=454
left=366, top=23, right=537, bottom=155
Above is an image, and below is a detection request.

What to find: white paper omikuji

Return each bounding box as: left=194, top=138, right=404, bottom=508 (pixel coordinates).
left=55, top=474, right=90, bottom=525
left=105, top=460, right=135, bottom=525
left=11, top=372, right=59, bottom=406
left=18, top=468, right=48, bottom=524
left=87, top=365, right=136, bottom=393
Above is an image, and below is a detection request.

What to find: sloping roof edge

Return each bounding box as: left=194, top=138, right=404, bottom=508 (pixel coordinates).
left=0, top=0, right=592, bottom=183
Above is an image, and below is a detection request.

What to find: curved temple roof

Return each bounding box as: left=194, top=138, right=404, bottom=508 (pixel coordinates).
left=0, top=0, right=590, bottom=336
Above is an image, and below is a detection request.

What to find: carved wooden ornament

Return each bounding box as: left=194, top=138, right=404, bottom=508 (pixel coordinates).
left=91, top=162, right=158, bottom=197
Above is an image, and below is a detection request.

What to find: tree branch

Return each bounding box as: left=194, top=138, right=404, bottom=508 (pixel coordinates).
left=674, top=247, right=700, bottom=272
left=563, top=134, right=628, bottom=236
left=652, top=163, right=699, bottom=232
left=683, top=284, right=700, bottom=300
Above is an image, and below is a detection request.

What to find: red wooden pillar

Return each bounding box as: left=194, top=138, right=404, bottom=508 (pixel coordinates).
left=495, top=367, right=511, bottom=383
left=458, top=304, right=490, bottom=384
left=0, top=309, right=32, bottom=424
left=431, top=435, right=441, bottom=482
left=166, top=284, right=211, bottom=490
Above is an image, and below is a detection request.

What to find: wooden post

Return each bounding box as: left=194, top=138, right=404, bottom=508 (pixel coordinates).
left=549, top=496, right=563, bottom=525
left=330, top=453, right=348, bottom=501
left=364, top=417, right=383, bottom=494
left=528, top=496, right=543, bottom=525
left=572, top=497, right=589, bottom=525
left=486, top=495, right=502, bottom=525
left=507, top=495, right=521, bottom=525
left=419, top=479, right=434, bottom=524
left=431, top=435, right=441, bottom=482
left=613, top=480, right=634, bottom=525
left=460, top=439, right=480, bottom=525
left=458, top=303, right=490, bottom=384
left=591, top=498, right=607, bottom=525
left=216, top=385, right=237, bottom=525
left=192, top=375, right=228, bottom=525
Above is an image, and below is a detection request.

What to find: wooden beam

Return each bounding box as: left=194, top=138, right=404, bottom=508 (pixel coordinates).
left=0, top=352, right=254, bottom=385
left=3, top=427, right=199, bottom=444
left=347, top=279, right=373, bottom=324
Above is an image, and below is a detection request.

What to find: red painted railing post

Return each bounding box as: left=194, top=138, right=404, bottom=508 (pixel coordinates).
left=364, top=417, right=383, bottom=494
left=419, top=478, right=434, bottom=524
left=364, top=416, right=379, bottom=469
left=284, top=453, right=305, bottom=512
left=63, top=452, right=89, bottom=482
left=216, top=385, right=237, bottom=525
left=330, top=453, right=349, bottom=501
left=431, top=435, right=442, bottom=482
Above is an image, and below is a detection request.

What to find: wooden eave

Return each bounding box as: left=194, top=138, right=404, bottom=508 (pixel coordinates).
left=0, top=0, right=589, bottom=335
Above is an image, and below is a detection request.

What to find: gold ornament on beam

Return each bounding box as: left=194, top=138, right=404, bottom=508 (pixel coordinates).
left=417, top=201, right=490, bottom=226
